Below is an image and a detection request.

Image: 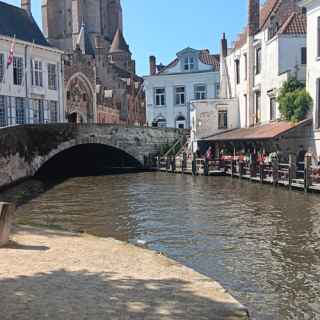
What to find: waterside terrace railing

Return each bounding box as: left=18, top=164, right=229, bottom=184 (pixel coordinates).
left=157, top=154, right=320, bottom=193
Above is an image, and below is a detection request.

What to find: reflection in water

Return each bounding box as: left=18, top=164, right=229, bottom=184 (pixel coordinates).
left=1, top=172, right=320, bottom=319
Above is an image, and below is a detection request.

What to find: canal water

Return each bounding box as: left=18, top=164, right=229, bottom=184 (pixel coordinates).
left=1, top=172, right=320, bottom=320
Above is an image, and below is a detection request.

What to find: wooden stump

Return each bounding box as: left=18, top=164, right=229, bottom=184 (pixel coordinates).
left=0, top=202, right=15, bottom=247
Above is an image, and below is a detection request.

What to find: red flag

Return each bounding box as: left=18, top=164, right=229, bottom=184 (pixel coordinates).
left=7, top=37, right=15, bottom=69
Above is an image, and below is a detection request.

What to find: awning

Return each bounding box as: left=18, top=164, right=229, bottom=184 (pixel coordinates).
left=203, top=119, right=312, bottom=142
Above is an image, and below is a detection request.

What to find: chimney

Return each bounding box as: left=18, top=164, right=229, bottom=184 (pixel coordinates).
left=21, top=0, right=32, bottom=16
left=149, top=55, right=157, bottom=75
left=221, top=32, right=228, bottom=58
left=248, top=0, right=260, bottom=36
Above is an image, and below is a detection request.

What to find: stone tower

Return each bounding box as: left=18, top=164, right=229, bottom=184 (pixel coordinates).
left=21, top=0, right=32, bottom=16
left=42, top=0, right=123, bottom=54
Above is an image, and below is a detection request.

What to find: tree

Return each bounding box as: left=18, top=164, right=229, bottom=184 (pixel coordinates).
left=277, top=78, right=312, bottom=122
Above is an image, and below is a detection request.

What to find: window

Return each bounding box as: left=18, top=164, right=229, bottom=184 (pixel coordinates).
left=244, top=53, right=247, bottom=80
left=13, top=57, right=23, bottom=86
left=0, top=54, right=4, bottom=83
left=0, top=96, right=7, bottom=127
left=235, top=59, right=240, bottom=84
left=175, top=86, right=185, bottom=105
left=215, top=83, right=220, bottom=98
left=184, top=56, right=195, bottom=71
left=32, top=60, right=43, bottom=87
left=270, top=97, right=276, bottom=121
left=244, top=94, right=248, bottom=127
left=152, top=117, right=167, bottom=128
left=256, top=47, right=262, bottom=75
left=194, top=84, right=207, bottom=100
left=154, top=88, right=166, bottom=106
left=33, top=99, right=45, bottom=124
left=49, top=101, right=58, bottom=123
left=218, top=110, right=228, bottom=129
left=48, top=63, right=57, bottom=90
left=301, top=47, right=307, bottom=65
left=176, top=115, right=186, bottom=129
left=255, top=91, right=261, bottom=124
left=15, top=98, right=26, bottom=124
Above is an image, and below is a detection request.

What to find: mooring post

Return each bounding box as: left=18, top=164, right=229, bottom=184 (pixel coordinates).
left=231, top=160, right=235, bottom=178
left=171, top=156, right=176, bottom=173
left=272, top=158, right=279, bottom=187
left=192, top=154, right=197, bottom=176
left=304, top=154, right=312, bottom=193
left=204, top=160, right=209, bottom=176
left=0, top=202, right=15, bottom=247
left=182, top=152, right=187, bottom=173
left=288, top=154, right=296, bottom=190
left=259, top=162, right=265, bottom=184
left=239, top=161, right=244, bottom=179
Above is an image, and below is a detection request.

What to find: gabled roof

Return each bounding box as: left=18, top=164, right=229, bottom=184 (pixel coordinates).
left=0, top=1, right=50, bottom=47
left=278, top=12, right=306, bottom=35
left=109, top=29, right=131, bottom=54
left=157, top=49, right=220, bottom=75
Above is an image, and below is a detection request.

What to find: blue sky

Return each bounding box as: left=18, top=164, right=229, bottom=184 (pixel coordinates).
left=4, top=0, right=248, bottom=75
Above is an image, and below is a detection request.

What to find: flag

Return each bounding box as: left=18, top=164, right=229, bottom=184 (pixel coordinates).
left=7, top=36, right=16, bottom=69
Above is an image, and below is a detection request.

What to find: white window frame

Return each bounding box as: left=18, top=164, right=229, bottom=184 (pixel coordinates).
left=32, top=99, right=45, bottom=124
left=15, top=97, right=26, bottom=124
left=31, top=59, right=43, bottom=87
left=48, top=63, right=57, bottom=90
left=0, top=95, right=7, bottom=127
left=184, top=56, right=195, bottom=71
left=218, top=110, right=228, bottom=130
left=215, top=83, right=220, bottom=98
left=175, top=86, right=185, bottom=105
left=194, top=84, right=207, bottom=100
left=13, top=56, right=24, bottom=86
left=154, top=87, right=166, bottom=106
left=0, top=54, right=4, bottom=83
left=49, top=101, right=58, bottom=123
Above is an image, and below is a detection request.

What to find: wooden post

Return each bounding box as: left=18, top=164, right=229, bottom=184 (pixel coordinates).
left=171, top=157, right=176, bottom=173
left=250, top=153, right=257, bottom=178
left=272, top=158, right=279, bottom=187
left=231, top=160, right=235, bottom=178
left=204, top=160, right=209, bottom=176
left=304, top=154, right=312, bottom=192
left=288, top=154, right=296, bottom=189
left=192, top=154, right=197, bottom=176
left=259, top=162, right=265, bottom=183
left=0, top=202, right=15, bottom=247
left=239, top=161, right=244, bottom=179
left=182, top=153, right=187, bottom=173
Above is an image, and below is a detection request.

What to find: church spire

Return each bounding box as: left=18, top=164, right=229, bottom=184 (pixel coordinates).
left=109, top=28, right=130, bottom=54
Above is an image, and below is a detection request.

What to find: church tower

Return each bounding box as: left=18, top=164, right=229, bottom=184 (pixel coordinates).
left=42, top=0, right=123, bottom=54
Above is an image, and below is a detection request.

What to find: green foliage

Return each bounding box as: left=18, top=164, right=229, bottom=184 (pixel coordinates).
left=277, top=78, right=312, bottom=122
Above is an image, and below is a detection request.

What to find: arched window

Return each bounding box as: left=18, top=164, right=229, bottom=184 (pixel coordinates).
left=175, top=115, right=186, bottom=129
left=152, top=117, right=167, bottom=128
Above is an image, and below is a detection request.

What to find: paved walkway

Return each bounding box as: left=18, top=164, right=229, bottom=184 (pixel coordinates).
left=0, top=226, right=249, bottom=320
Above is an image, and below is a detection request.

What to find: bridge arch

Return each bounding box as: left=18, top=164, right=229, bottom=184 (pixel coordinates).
left=32, top=136, right=144, bottom=177
left=65, top=72, right=96, bottom=123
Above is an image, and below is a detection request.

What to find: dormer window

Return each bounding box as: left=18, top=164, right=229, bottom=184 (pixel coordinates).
left=184, top=56, right=195, bottom=71
left=268, top=15, right=279, bottom=40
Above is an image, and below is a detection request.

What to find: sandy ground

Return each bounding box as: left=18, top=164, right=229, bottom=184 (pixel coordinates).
left=0, top=226, right=249, bottom=320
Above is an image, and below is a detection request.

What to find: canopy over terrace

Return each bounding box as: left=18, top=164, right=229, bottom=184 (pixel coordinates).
left=202, top=119, right=312, bottom=160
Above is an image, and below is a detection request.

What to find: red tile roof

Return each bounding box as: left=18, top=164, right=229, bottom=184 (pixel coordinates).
left=205, top=119, right=312, bottom=141
left=278, top=13, right=306, bottom=35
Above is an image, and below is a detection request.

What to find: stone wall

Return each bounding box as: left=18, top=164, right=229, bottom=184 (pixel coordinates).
left=0, top=124, right=184, bottom=188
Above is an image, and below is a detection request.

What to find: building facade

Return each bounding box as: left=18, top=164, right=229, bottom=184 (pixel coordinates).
left=42, top=0, right=145, bottom=125
left=224, top=0, right=307, bottom=129
left=301, top=0, right=320, bottom=155
left=0, top=1, right=64, bottom=127
left=144, top=48, right=220, bottom=129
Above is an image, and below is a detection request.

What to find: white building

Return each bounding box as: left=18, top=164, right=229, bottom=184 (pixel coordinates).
left=225, top=0, right=307, bottom=129
left=143, top=48, right=220, bottom=129
left=0, top=1, right=64, bottom=127
left=300, top=0, right=320, bottom=155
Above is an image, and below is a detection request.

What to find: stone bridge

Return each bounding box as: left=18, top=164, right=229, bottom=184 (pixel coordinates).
left=0, top=124, right=185, bottom=188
